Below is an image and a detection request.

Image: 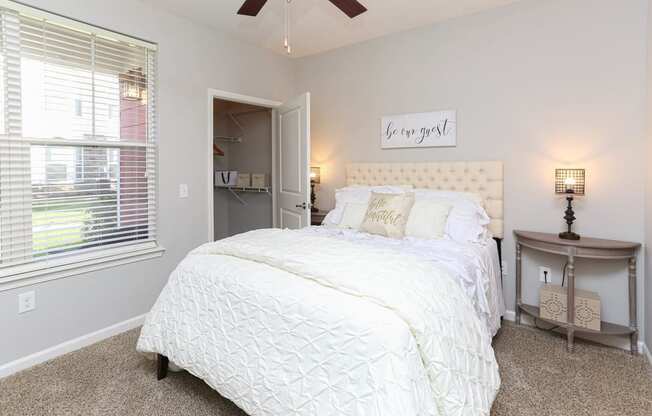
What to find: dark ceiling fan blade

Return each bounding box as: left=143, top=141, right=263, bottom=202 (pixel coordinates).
left=237, top=0, right=268, bottom=16
left=327, top=0, right=367, bottom=18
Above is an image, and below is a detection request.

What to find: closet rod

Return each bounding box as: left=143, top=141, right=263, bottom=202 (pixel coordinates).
left=214, top=136, right=242, bottom=143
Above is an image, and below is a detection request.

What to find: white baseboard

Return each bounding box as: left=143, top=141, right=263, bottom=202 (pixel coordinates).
left=503, top=309, right=650, bottom=359
left=0, top=314, right=146, bottom=379
left=503, top=309, right=516, bottom=322
left=642, top=342, right=652, bottom=366
left=2, top=311, right=648, bottom=380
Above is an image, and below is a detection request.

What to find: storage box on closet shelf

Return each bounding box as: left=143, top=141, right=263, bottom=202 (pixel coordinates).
left=215, top=171, right=271, bottom=205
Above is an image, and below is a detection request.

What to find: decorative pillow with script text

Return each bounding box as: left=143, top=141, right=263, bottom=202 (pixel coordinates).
left=360, top=192, right=415, bottom=239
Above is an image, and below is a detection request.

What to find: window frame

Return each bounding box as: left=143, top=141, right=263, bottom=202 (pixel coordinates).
left=0, top=0, right=164, bottom=291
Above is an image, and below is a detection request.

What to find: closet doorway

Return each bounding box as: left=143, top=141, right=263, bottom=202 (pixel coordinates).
left=207, top=90, right=311, bottom=242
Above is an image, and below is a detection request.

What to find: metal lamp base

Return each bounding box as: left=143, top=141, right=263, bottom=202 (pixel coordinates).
left=560, top=195, right=580, bottom=240
left=559, top=231, right=580, bottom=240
left=310, top=182, right=318, bottom=213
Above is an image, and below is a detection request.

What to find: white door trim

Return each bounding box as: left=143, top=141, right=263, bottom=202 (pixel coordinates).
left=207, top=89, right=282, bottom=242
left=271, top=108, right=279, bottom=228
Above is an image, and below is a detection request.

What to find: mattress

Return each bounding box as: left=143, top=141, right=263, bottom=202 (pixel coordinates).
left=303, top=226, right=506, bottom=336
left=137, top=228, right=500, bottom=416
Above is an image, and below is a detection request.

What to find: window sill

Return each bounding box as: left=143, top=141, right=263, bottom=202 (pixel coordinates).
left=0, top=242, right=166, bottom=292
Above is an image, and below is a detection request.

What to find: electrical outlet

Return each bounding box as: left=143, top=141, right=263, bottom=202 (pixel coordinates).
left=539, top=266, right=552, bottom=283
left=18, top=291, right=36, bottom=314
left=179, top=184, right=189, bottom=198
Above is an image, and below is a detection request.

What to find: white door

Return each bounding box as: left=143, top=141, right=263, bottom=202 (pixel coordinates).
left=275, top=93, right=310, bottom=229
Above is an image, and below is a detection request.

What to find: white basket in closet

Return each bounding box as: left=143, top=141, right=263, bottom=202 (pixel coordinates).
left=215, top=171, right=238, bottom=187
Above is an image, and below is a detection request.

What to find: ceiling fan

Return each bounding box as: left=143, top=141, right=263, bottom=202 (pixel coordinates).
left=237, top=0, right=367, bottom=54
left=237, top=0, right=368, bottom=19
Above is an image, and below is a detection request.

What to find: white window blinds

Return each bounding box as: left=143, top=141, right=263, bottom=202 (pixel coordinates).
left=0, top=2, right=158, bottom=275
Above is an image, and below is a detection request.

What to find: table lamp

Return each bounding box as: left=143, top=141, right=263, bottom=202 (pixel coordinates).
left=555, top=168, right=585, bottom=240
left=310, top=166, right=321, bottom=213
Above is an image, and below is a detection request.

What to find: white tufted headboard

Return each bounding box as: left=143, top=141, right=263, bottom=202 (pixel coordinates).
left=346, top=161, right=504, bottom=238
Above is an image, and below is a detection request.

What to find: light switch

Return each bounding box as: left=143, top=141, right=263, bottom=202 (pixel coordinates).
left=179, top=184, right=189, bottom=198
left=18, top=291, right=36, bottom=314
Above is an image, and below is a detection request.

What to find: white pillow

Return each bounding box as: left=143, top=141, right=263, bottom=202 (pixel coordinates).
left=413, top=189, right=490, bottom=243
left=405, top=201, right=452, bottom=239
left=322, top=185, right=414, bottom=226
left=447, top=208, right=491, bottom=244
left=337, top=202, right=369, bottom=229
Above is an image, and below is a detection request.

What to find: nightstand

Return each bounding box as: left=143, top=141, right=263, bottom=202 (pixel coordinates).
left=311, top=210, right=328, bottom=226
left=514, top=230, right=640, bottom=354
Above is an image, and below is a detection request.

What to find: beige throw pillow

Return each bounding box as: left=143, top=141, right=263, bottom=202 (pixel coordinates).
left=360, top=192, right=415, bottom=239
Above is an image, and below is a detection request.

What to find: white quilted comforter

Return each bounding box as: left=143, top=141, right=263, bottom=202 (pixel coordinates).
left=137, top=229, right=500, bottom=416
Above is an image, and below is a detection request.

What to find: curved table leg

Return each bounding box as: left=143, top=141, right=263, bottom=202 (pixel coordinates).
left=566, top=254, right=575, bottom=353
left=515, top=242, right=522, bottom=325
left=629, top=257, right=638, bottom=355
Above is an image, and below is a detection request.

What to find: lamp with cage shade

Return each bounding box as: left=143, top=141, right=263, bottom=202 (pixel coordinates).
left=555, top=168, right=585, bottom=240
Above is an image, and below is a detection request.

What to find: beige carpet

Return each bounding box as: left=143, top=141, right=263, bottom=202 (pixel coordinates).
left=1, top=323, right=650, bottom=416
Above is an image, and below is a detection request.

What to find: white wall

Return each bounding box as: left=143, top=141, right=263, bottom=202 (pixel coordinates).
left=296, top=0, right=648, bottom=347
left=0, top=0, right=294, bottom=366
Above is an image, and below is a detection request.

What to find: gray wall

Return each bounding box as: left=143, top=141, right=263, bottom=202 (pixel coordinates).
left=213, top=100, right=233, bottom=240
left=213, top=100, right=273, bottom=239
left=646, top=0, right=652, bottom=356
left=296, top=0, right=648, bottom=348
left=226, top=105, right=273, bottom=236
left=0, top=0, right=294, bottom=366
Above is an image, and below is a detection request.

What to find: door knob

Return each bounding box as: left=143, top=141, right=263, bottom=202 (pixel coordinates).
left=295, top=202, right=307, bottom=210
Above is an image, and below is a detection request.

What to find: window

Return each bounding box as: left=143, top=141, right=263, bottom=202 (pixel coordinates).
left=74, top=98, right=83, bottom=117
left=0, top=1, right=160, bottom=281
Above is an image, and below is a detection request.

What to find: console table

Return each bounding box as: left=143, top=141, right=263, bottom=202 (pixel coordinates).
left=514, top=230, right=640, bottom=354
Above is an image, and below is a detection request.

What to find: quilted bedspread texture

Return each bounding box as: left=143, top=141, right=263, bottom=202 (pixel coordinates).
left=137, top=229, right=500, bottom=416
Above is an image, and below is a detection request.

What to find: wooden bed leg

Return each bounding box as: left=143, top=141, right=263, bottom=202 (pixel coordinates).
left=494, top=237, right=503, bottom=286
left=157, top=354, right=169, bottom=380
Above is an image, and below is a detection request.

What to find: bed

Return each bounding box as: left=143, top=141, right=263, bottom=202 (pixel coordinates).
left=137, top=161, right=505, bottom=416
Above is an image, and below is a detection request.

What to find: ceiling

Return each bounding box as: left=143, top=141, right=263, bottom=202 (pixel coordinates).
left=150, top=0, right=522, bottom=58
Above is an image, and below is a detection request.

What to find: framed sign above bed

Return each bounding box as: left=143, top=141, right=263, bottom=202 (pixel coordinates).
left=381, top=110, right=456, bottom=149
